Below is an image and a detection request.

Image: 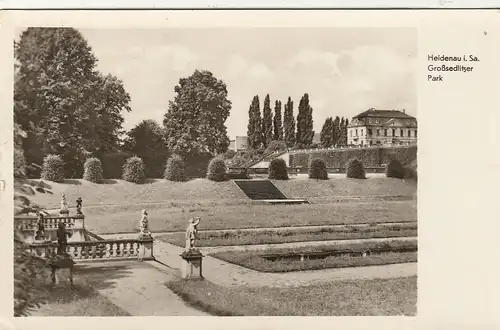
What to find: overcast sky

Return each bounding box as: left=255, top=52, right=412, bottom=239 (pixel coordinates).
left=80, top=28, right=417, bottom=138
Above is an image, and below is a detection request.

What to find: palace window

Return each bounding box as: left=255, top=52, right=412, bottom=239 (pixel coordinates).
left=392, top=129, right=396, bottom=136
left=400, top=129, right=404, bottom=136
left=415, top=130, right=417, bottom=138
left=368, top=129, right=372, bottom=136
left=356, top=129, right=358, bottom=136
left=377, top=129, right=380, bottom=136
left=384, top=129, right=387, bottom=136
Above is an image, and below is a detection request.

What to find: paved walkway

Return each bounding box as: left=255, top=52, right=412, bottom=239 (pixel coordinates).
left=99, top=234, right=417, bottom=288
left=74, top=260, right=208, bottom=316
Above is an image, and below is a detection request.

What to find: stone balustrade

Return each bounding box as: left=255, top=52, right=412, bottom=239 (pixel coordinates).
left=15, top=215, right=85, bottom=231
left=28, top=238, right=154, bottom=261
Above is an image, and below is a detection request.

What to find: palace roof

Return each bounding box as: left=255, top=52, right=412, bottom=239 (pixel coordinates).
left=353, top=108, right=415, bottom=120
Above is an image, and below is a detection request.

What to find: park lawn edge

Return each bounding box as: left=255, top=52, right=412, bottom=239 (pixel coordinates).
left=165, top=276, right=417, bottom=316
left=157, top=228, right=418, bottom=247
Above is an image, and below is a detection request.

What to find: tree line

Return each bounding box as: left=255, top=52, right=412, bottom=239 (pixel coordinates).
left=246, top=93, right=349, bottom=151
left=14, top=28, right=232, bottom=179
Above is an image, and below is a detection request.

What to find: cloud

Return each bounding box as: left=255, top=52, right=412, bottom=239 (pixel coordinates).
left=281, top=45, right=416, bottom=132
left=286, top=49, right=341, bottom=75
left=227, top=55, right=273, bottom=80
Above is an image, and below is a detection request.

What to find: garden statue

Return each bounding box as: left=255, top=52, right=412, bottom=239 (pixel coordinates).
left=56, top=222, right=72, bottom=255
left=59, top=193, right=69, bottom=215
left=76, top=197, right=83, bottom=215
left=185, top=217, right=201, bottom=251
left=33, top=213, right=45, bottom=241
left=138, top=209, right=152, bottom=239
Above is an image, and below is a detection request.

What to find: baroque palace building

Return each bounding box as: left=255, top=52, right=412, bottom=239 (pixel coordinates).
left=347, top=108, right=417, bottom=146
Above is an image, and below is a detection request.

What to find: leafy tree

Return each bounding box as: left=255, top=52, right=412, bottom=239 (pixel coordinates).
left=123, top=119, right=168, bottom=178
left=247, top=95, right=262, bottom=149
left=262, top=94, right=273, bottom=148
left=320, top=117, right=333, bottom=148
left=283, top=97, right=296, bottom=148
left=14, top=27, right=131, bottom=178
left=273, top=100, right=283, bottom=141
left=264, top=140, right=287, bottom=155
left=14, top=125, right=51, bottom=317
left=163, top=70, right=231, bottom=176
left=296, top=93, right=314, bottom=146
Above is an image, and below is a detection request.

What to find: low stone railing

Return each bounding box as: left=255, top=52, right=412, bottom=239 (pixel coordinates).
left=28, top=238, right=154, bottom=261
left=15, top=215, right=85, bottom=231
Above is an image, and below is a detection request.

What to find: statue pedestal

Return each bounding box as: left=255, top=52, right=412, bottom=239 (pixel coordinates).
left=138, top=236, right=154, bottom=260
left=59, top=209, right=69, bottom=216
left=47, top=254, right=75, bottom=286
left=180, top=249, right=204, bottom=279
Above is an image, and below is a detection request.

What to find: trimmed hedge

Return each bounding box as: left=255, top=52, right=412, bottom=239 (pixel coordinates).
left=268, top=158, right=289, bottom=180
left=346, top=158, right=366, bottom=179
left=289, top=145, right=417, bottom=169
left=164, top=155, right=187, bottom=182
left=386, top=159, right=405, bottom=179
left=122, top=156, right=146, bottom=184
left=41, top=154, right=64, bottom=183
left=83, top=157, right=103, bottom=183
left=309, top=158, right=328, bottom=180
left=207, top=157, right=228, bottom=182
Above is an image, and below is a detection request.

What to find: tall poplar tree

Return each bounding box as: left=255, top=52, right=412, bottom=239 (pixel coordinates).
left=296, top=93, right=314, bottom=146
left=246, top=95, right=262, bottom=149
left=332, top=116, right=340, bottom=147
left=283, top=97, right=295, bottom=148
left=320, top=117, right=333, bottom=147
left=262, top=94, right=273, bottom=148
left=273, top=100, right=283, bottom=141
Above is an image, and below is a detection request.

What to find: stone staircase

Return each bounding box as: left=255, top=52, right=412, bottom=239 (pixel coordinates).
left=233, top=180, right=308, bottom=204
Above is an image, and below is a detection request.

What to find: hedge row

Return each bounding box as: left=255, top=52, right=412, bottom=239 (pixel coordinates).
left=289, top=146, right=417, bottom=169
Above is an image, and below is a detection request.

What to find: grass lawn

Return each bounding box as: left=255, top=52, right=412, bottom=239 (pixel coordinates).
left=20, top=177, right=416, bottom=235
left=28, top=281, right=129, bottom=317
left=24, top=177, right=416, bottom=208
left=210, top=239, right=417, bottom=272
left=165, top=276, right=417, bottom=316
left=157, top=222, right=417, bottom=247
left=82, top=200, right=416, bottom=234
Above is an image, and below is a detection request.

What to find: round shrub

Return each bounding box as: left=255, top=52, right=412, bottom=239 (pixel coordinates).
left=164, top=155, right=187, bottom=182
left=122, top=156, right=146, bottom=184
left=207, top=157, right=227, bottom=182
left=268, top=158, right=289, bottom=180
left=346, top=158, right=366, bottom=179
left=41, top=154, right=64, bottom=183
left=83, top=157, right=103, bottom=183
left=385, top=159, right=405, bottom=179
left=309, top=158, right=328, bottom=180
